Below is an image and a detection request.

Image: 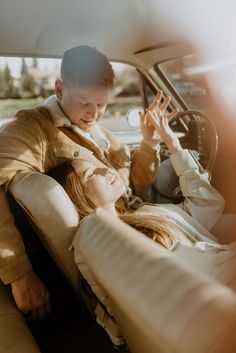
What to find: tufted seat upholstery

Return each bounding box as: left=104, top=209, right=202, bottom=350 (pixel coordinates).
left=75, top=209, right=236, bottom=353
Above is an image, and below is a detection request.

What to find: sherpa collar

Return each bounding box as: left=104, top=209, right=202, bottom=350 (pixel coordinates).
left=43, top=95, right=110, bottom=151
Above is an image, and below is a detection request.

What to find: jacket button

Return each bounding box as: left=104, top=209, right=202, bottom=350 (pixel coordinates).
left=73, top=151, right=79, bottom=157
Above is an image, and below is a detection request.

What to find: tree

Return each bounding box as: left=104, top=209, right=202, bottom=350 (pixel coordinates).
left=0, top=68, right=5, bottom=97
left=0, top=64, right=15, bottom=98
left=32, top=58, right=38, bottom=69
left=19, top=58, right=36, bottom=97
left=3, top=64, right=14, bottom=98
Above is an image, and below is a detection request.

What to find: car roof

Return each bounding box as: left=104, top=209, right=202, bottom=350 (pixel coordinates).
left=0, top=0, right=189, bottom=67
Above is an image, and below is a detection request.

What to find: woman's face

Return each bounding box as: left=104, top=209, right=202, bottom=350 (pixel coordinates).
left=72, top=160, right=126, bottom=207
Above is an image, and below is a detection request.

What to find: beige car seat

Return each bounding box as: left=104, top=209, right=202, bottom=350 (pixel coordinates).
left=9, top=171, right=236, bottom=353
left=75, top=208, right=236, bottom=353
left=10, top=171, right=80, bottom=288
left=9, top=171, right=123, bottom=346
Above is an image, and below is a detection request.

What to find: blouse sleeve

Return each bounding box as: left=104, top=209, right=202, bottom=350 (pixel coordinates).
left=170, top=149, right=225, bottom=231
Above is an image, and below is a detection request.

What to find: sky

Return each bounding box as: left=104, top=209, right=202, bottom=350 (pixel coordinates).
left=0, top=57, right=125, bottom=78
left=0, top=57, right=61, bottom=78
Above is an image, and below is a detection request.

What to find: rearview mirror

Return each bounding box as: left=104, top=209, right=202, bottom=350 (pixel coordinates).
left=126, top=107, right=144, bottom=129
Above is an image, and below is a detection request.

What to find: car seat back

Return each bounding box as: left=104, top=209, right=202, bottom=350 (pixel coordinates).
left=9, top=171, right=79, bottom=288
left=75, top=209, right=236, bottom=353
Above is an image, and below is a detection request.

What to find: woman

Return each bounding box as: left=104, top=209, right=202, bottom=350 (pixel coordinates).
left=58, top=102, right=236, bottom=291
left=54, top=101, right=236, bottom=347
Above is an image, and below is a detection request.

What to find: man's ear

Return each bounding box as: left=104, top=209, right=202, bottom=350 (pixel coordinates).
left=55, top=79, right=63, bottom=101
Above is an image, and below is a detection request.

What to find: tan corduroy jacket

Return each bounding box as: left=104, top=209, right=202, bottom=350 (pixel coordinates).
left=0, top=100, right=160, bottom=284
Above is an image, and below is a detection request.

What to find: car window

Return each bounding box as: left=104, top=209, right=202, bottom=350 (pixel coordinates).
left=101, top=63, right=146, bottom=148
left=0, top=58, right=150, bottom=147
left=0, top=57, right=61, bottom=122
left=157, top=55, right=209, bottom=113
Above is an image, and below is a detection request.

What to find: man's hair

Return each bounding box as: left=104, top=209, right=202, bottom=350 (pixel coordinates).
left=60, top=45, right=115, bottom=88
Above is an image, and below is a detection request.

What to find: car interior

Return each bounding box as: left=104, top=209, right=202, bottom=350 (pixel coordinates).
left=1, top=0, right=236, bottom=352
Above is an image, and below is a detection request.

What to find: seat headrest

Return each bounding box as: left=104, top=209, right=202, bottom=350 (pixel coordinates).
left=9, top=172, right=79, bottom=288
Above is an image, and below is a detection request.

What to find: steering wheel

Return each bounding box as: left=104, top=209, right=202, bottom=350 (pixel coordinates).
left=151, top=110, right=218, bottom=203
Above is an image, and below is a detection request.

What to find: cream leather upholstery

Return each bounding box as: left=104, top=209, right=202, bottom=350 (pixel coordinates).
left=75, top=209, right=236, bottom=353
left=0, top=281, right=40, bottom=353
left=8, top=172, right=236, bottom=352
left=9, top=171, right=79, bottom=288
left=9, top=171, right=123, bottom=346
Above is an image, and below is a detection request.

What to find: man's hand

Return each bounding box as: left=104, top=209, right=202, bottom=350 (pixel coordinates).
left=11, top=270, right=51, bottom=321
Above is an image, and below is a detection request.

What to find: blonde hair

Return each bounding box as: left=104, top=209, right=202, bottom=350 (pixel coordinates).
left=59, top=161, right=188, bottom=250
left=119, top=213, right=183, bottom=249
left=60, top=162, right=99, bottom=217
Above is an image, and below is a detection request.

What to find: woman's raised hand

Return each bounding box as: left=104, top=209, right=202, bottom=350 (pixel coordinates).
left=138, top=90, right=170, bottom=149
left=144, top=90, right=182, bottom=155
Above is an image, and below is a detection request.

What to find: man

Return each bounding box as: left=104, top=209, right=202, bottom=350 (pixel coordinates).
left=0, top=45, right=171, bottom=320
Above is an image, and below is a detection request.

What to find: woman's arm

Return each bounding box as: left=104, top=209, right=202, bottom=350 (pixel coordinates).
left=130, top=91, right=179, bottom=199
left=145, top=92, right=181, bottom=155
left=147, top=100, right=225, bottom=231
left=170, top=149, right=224, bottom=231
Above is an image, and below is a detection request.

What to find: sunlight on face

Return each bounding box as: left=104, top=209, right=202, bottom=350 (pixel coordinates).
left=56, top=81, right=111, bottom=131
left=72, top=160, right=125, bottom=207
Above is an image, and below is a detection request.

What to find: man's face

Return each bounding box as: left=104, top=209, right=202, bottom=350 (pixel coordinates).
left=55, top=80, right=111, bottom=131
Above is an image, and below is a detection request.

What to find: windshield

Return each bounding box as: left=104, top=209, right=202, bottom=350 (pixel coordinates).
left=157, top=55, right=210, bottom=113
